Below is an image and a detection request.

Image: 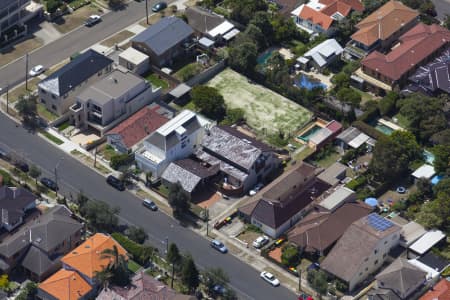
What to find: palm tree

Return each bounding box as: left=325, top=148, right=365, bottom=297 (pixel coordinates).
left=94, top=268, right=113, bottom=290
left=101, top=246, right=130, bottom=286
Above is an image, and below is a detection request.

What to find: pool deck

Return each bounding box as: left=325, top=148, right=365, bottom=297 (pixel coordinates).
left=295, top=119, right=328, bottom=144
left=298, top=70, right=332, bottom=90
left=378, top=118, right=404, bottom=131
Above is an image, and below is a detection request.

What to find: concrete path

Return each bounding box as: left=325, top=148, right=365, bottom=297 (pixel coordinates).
left=33, top=21, right=63, bottom=44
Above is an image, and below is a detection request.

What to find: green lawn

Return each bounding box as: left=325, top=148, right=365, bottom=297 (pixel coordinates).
left=37, top=103, right=58, bottom=122
left=40, top=130, right=64, bottom=145
left=127, top=260, right=141, bottom=273
left=99, top=144, right=118, bottom=161
left=207, top=68, right=313, bottom=136
left=144, top=73, right=169, bottom=89
left=351, top=87, right=374, bottom=103
left=57, top=121, right=71, bottom=131
left=313, top=151, right=341, bottom=168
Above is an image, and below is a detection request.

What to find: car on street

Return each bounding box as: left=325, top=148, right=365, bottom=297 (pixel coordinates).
left=14, top=161, right=29, bottom=172
left=40, top=177, right=58, bottom=191
left=253, top=235, right=269, bottom=248
left=28, top=65, right=45, bottom=77
left=106, top=175, right=125, bottom=191
left=143, top=199, right=158, bottom=211
left=152, top=1, right=167, bottom=12
left=260, top=271, right=280, bottom=287
left=213, top=284, right=227, bottom=295
left=85, top=15, right=101, bottom=26
left=210, top=239, right=228, bottom=253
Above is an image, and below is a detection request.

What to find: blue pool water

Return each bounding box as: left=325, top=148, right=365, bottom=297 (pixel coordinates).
left=423, top=150, right=435, bottom=164
left=294, top=75, right=327, bottom=90
left=257, top=49, right=275, bottom=65
left=298, top=125, right=322, bottom=142
left=375, top=123, right=394, bottom=135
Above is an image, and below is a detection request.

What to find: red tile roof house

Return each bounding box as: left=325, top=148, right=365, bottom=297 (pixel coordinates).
left=360, top=23, right=450, bottom=93
left=344, top=0, right=419, bottom=60
left=290, top=0, right=364, bottom=36
left=420, top=278, right=450, bottom=300
left=105, top=104, right=171, bottom=153
left=238, top=162, right=331, bottom=238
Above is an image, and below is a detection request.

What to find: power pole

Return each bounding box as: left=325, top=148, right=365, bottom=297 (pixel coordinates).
left=171, top=263, right=175, bottom=288
left=145, top=0, right=149, bottom=25
left=93, top=146, right=97, bottom=167
left=6, top=84, right=9, bottom=114
left=25, top=53, right=29, bottom=91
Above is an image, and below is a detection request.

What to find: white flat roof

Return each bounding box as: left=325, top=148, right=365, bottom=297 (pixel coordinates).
left=119, top=47, right=149, bottom=64
left=400, top=221, right=426, bottom=247
left=157, top=110, right=196, bottom=136
left=408, top=258, right=440, bottom=280
left=199, top=37, right=215, bottom=48
left=412, top=164, right=436, bottom=179
left=318, top=186, right=355, bottom=211
left=409, top=230, right=445, bottom=255
left=141, top=150, right=163, bottom=164
left=348, top=132, right=370, bottom=149
left=207, top=20, right=234, bottom=38
left=291, top=4, right=304, bottom=16
left=223, top=28, right=240, bottom=41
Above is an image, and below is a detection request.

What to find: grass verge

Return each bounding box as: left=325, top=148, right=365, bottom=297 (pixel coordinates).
left=40, top=130, right=64, bottom=145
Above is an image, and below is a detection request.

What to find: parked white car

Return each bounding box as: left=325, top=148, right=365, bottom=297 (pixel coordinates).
left=253, top=235, right=269, bottom=248
left=28, top=65, right=45, bottom=76
left=249, top=183, right=264, bottom=196
left=260, top=271, right=280, bottom=287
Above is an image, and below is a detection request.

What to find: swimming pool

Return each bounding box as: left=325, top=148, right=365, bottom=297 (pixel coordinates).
left=294, top=74, right=327, bottom=90
left=375, top=123, right=394, bottom=135
left=257, top=48, right=276, bottom=65
left=423, top=150, right=435, bottom=164
left=298, top=125, right=322, bottom=142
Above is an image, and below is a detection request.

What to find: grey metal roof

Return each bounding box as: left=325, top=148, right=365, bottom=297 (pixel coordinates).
left=201, top=126, right=265, bottom=171
left=0, top=187, right=36, bottom=229
left=20, top=245, right=62, bottom=277
left=132, top=17, right=194, bottom=56
left=77, top=69, right=146, bottom=105
left=374, top=258, right=426, bottom=298
left=184, top=6, right=225, bottom=34
left=162, top=163, right=202, bottom=193
left=317, top=162, right=348, bottom=186
left=0, top=205, right=82, bottom=258
left=38, top=49, right=113, bottom=96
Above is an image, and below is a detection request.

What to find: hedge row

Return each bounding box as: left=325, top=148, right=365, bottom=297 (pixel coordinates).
left=111, top=232, right=157, bottom=266
left=352, top=120, right=384, bottom=140
left=345, top=175, right=367, bottom=191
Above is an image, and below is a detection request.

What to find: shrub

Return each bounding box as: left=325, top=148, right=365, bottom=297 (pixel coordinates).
left=110, top=153, right=134, bottom=170
left=281, top=245, right=300, bottom=267
left=0, top=170, right=12, bottom=186
left=111, top=233, right=157, bottom=266
left=358, top=105, right=379, bottom=123
left=345, top=175, right=367, bottom=190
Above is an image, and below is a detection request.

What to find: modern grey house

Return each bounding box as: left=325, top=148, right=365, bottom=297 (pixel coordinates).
left=38, top=49, right=114, bottom=116
left=70, top=69, right=162, bottom=136
left=0, top=0, right=33, bottom=36
left=0, top=205, right=83, bottom=282
left=132, top=17, right=194, bottom=67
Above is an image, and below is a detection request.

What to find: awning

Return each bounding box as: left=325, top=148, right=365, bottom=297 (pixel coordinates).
left=169, top=83, right=192, bottom=98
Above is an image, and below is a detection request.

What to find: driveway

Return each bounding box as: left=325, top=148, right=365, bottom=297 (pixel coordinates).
left=432, top=0, right=450, bottom=21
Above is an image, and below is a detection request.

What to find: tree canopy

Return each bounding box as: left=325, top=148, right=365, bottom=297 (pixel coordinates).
left=369, top=131, right=422, bottom=183
left=126, top=226, right=148, bottom=244
left=191, top=85, right=225, bottom=120
left=181, top=255, right=200, bottom=293
left=228, top=42, right=258, bottom=74
left=168, top=183, right=190, bottom=218
left=225, top=0, right=267, bottom=25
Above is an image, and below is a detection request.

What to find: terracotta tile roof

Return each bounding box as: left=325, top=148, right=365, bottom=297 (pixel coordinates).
left=298, top=5, right=334, bottom=30
left=352, top=0, right=419, bottom=47
left=317, top=0, right=364, bottom=17
left=362, top=23, right=450, bottom=81
left=107, top=105, right=170, bottom=149
left=39, top=269, right=92, bottom=300
left=420, top=279, right=450, bottom=300
left=61, top=233, right=127, bottom=279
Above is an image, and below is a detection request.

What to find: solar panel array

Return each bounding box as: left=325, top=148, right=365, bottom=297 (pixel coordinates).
left=367, top=213, right=393, bottom=232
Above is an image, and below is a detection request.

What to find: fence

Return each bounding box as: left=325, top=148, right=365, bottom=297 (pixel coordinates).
left=186, top=60, right=226, bottom=86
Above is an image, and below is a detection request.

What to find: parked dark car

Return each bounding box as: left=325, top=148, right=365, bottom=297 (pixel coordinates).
left=143, top=199, right=158, bottom=211
left=152, top=2, right=167, bottom=12
left=106, top=175, right=125, bottom=191
left=40, top=177, right=58, bottom=191
left=14, top=161, right=29, bottom=172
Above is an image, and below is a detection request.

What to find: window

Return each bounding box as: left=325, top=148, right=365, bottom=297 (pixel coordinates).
left=374, top=260, right=378, bottom=265
left=365, top=267, right=368, bottom=271
left=40, top=89, right=46, bottom=94
left=51, top=94, right=56, bottom=99
left=52, top=105, right=57, bottom=111
left=374, top=249, right=378, bottom=254
left=383, top=253, right=387, bottom=258
left=40, top=99, right=45, bottom=104
left=384, top=241, right=387, bottom=245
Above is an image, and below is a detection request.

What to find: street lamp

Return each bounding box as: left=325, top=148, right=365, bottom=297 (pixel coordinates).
left=0, top=84, right=9, bottom=114
left=164, top=236, right=169, bottom=253
left=54, top=157, right=64, bottom=198
left=145, top=0, right=149, bottom=25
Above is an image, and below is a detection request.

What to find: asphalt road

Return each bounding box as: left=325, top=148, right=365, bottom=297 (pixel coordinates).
left=0, top=115, right=297, bottom=299
left=0, top=1, right=153, bottom=90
